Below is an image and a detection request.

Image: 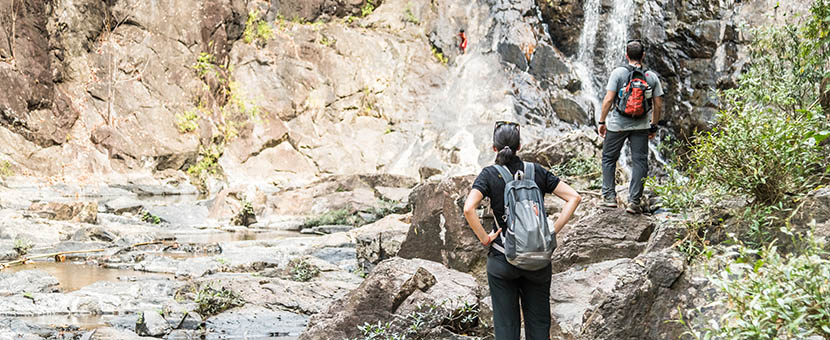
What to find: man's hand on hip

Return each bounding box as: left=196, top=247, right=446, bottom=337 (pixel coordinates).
left=598, top=125, right=607, bottom=138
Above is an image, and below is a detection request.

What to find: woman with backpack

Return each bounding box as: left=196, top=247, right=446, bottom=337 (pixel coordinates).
left=463, top=121, right=582, bottom=340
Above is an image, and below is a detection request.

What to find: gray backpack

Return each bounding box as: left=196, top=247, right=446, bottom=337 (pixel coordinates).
left=491, top=162, right=556, bottom=271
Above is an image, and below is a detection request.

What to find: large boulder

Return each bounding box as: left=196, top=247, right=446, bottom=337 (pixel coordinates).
left=266, top=174, right=416, bottom=216
left=349, top=213, right=411, bottom=268
left=551, top=208, right=656, bottom=273
left=397, top=176, right=488, bottom=274
left=300, top=257, right=483, bottom=340
left=550, top=250, right=686, bottom=339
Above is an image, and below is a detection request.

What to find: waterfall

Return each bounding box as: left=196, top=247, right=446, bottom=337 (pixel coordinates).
left=604, top=0, right=635, bottom=76
left=574, top=0, right=601, bottom=123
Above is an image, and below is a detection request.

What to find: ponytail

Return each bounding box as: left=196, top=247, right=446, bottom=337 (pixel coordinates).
left=495, top=146, right=515, bottom=165
left=493, top=121, right=520, bottom=165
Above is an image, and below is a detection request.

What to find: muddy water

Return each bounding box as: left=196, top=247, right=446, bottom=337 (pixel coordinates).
left=7, top=262, right=172, bottom=292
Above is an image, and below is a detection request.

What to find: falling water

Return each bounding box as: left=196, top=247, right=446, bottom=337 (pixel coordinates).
left=604, top=0, right=635, bottom=75
left=573, top=0, right=602, bottom=123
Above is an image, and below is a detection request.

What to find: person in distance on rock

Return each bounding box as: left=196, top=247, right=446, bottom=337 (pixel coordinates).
left=462, top=121, right=582, bottom=340
left=597, top=39, right=664, bottom=214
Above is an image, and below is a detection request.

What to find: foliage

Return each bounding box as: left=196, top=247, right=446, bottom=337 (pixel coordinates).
left=403, top=3, right=419, bottom=24
left=175, top=109, right=199, bottom=133
left=320, top=35, right=336, bottom=47
left=550, top=154, right=600, bottom=178
left=691, top=103, right=825, bottom=205
left=651, top=0, right=830, bottom=258
left=243, top=10, right=273, bottom=46
left=187, top=143, right=223, bottom=188
left=193, top=52, right=215, bottom=77
left=304, top=209, right=361, bottom=228
left=13, top=238, right=32, bottom=256
left=194, top=284, right=244, bottom=317
left=288, top=258, right=320, bottom=282
left=140, top=211, right=162, bottom=225
left=0, top=160, right=13, bottom=178
left=431, top=47, right=448, bottom=64
left=685, top=230, right=830, bottom=339
left=362, top=0, right=377, bottom=17
left=346, top=300, right=485, bottom=340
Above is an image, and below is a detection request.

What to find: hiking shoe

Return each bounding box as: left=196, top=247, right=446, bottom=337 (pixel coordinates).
left=626, top=201, right=644, bottom=214
left=601, top=197, right=618, bottom=208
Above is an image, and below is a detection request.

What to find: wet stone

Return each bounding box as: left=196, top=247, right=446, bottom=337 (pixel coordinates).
left=135, top=310, right=171, bottom=337
left=0, top=270, right=60, bottom=295
left=300, top=225, right=352, bottom=235
left=205, top=305, right=307, bottom=339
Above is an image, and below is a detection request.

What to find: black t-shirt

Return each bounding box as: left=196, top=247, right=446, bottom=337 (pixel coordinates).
left=471, top=157, right=560, bottom=249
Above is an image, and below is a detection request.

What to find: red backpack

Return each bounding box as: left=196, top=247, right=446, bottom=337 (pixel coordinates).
left=615, top=66, right=652, bottom=118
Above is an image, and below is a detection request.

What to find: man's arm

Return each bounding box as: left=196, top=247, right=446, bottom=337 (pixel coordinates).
left=652, top=96, right=662, bottom=126
left=598, top=90, right=615, bottom=138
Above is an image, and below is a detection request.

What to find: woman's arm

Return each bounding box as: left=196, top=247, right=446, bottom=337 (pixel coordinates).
left=463, top=189, right=502, bottom=246
left=551, top=182, right=582, bottom=233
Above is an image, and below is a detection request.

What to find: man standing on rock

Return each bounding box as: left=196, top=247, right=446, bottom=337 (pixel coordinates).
left=597, top=39, right=663, bottom=214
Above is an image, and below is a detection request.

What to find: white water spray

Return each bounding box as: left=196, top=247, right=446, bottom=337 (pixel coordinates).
left=573, top=0, right=601, bottom=123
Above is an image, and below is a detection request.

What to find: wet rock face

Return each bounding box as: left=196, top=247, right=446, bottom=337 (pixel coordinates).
left=398, top=176, right=487, bottom=274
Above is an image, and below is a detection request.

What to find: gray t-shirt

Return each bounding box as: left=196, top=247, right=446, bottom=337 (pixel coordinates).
left=605, top=66, right=664, bottom=132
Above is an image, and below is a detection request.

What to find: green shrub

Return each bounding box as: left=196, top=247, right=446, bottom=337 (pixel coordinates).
left=140, top=211, right=162, bottom=225
left=304, top=209, right=360, bottom=228
left=361, top=0, right=376, bottom=17
left=288, top=258, right=320, bottom=282
left=194, top=284, right=244, bottom=317
left=651, top=0, right=830, bottom=256
left=691, top=104, right=825, bottom=206
left=13, top=238, right=32, bottom=256
left=345, top=300, right=484, bottom=340
left=687, top=232, right=830, bottom=339
left=175, top=109, right=199, bottom=133
left=431, top=47, right=448, bottom=64
left=243, top=10, right=273, bottom=46
left=403, top=3, right=419, bottom=24
left=192, top=52, right=215, bottom=77
left=0, top=160, right=13, bottom=178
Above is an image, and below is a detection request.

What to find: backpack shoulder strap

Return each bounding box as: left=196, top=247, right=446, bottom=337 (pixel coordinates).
left=523, top=162, right=535, bottom=182
left=494, top=165, right=513, bottom=186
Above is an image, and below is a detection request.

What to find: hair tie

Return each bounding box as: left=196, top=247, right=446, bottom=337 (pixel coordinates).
left=502, top=146, right=511, bottom=151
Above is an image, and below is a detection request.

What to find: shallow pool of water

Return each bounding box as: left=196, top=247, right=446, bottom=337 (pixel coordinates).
left=7, top=262, right=172, bottom=292
left=14, top=314, right=114, bottom=329
left=175, top=230, right=303, bottom=244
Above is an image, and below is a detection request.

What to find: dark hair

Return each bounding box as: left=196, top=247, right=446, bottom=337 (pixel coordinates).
left=493, top=122, right=520, bottom=166
left=626, top=40, right=644, bottom=62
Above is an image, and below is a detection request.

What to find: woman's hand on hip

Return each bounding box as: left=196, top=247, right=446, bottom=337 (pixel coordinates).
left=482, top=228, right=502, bottom=246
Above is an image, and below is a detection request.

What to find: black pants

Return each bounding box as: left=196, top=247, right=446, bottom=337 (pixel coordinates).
left=487, top=252, right=552, bottom=340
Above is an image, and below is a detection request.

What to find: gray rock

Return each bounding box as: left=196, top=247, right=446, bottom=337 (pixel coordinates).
left=28, top=201, right=98, bottom=224
left=551, top=208, right=656, bottom=273
left=205, top=305, right=307, bottom=338
left=0, top=270, right=59, bottom=295
left=301, top=257, right=481, bottom=340
left=135, top=310, right=171, bottom=337
left=349, top=214, right=410, bottom=267
left=398, top=176, right=488, bottom=275
left=103, top=197, right=145, bottom=215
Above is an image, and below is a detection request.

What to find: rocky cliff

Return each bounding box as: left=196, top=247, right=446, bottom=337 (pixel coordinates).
left=1, top=0, right=810, bottom=190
